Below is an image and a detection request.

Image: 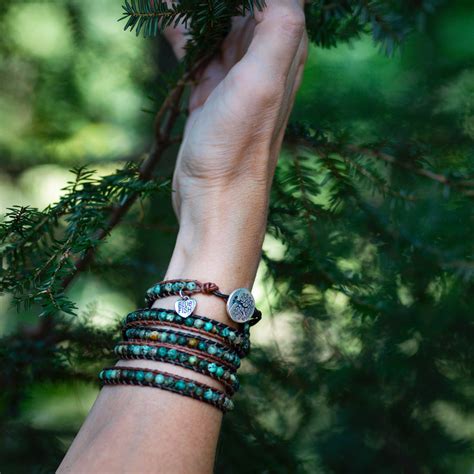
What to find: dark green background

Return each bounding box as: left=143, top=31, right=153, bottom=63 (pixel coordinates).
left=1, top=1, right=473, bottom=472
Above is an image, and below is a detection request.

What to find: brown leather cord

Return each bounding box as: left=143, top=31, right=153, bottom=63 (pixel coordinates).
left=123, top=320, right=249, bottom=357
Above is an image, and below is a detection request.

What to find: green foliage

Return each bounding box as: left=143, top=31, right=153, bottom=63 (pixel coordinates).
left=1, top=0, right=474, bottom=473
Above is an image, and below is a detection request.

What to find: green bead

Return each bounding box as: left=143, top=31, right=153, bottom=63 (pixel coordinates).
left=158, top=347, right=168, bottom=357
left=207, top=363, right=217, bottom=373
left=188, top=356, right=197, bottom=365
left=155, top=374, right=165, bottom=384
left=207, top=345, right=217, bottom=355
left=145, top=372, right=154, bottom=382
left=204, top=322, right=213, bottom=331
left=175, top=380, right=186, bottom=391
left=135, top=371, right=145, bottom=382
left=186, top=281, right=197, bottom=291
left=132, top=345, right=141, bottom=356
left=194, top=319, right=204, bottom=329
left=161, top=333, right=168, bottom=343
left=204, top=389, right=214, bottom=400
left=167, top=349, right=178, bottom=360
left=216, top=367, right=225, bottom=378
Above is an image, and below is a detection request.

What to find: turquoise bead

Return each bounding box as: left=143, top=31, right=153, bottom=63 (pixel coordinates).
left=228, top=331, right=236, bottom=341
left=145, top=372, right=154, bottom=382
left=168, top=334, right=177, bottom=343
left=175, top=316, right=183, bottom=324
left=141, top=346, right=150, bottom=355
left=195, top=387, right=203, bottom=396
left=132, top=345, right=141, bottom=356
left=204, top=322, right=213, bottom=331
left=155, top=374, right=165, bottom=384
left=167, top=349, right=178, bottom=360
left=135, top=371, right=145, bottom=381
left=207, top=345, right=217, bottom=355
left=122, top=370, right=129, bottom=378
left=153, top=284, right=161, bottom=294
left=187, top=382, right=196, bottom=392
left=172, top=282, right=181, bottom=292
left=207, top=363, right=217, bottom=373
left=178, top=336, right=187, bottom=345
left=216, top=367, right=225, bottom=378
left=186, top=281, right=197, bottom=291
left=198, top=342, right=206, bottom=351
left=185, top=317, right=194, bottom=327
left=164, top=283, right=173, bottom=292
left=158, top=347, right=168, bottom=357
left=221, top=328, right=230, bottom=337
left=159, top=311, right=167, bottom=320
left=165, top=377, right=174, bottom=386
left=204, top=389, right=214, bottom=400
left=161, top=333, right=168, bottom=342
left=179, top=353, right=188, bottom=363
left=166, top=313, right=174, bottom=322
left=188, top=356, right=197, bottom=365
left=194, top=319, right=204, bottom=329
left=175, top=380, right=186, bottom=391
left=99, top=370, right=104, bottom=380
left=149, top=347, right=158, bottom=356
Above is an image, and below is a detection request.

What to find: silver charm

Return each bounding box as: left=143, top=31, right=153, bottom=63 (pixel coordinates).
left=175, top=290, right=197, bottom=318
left=226, top=288, right=255, bottom=323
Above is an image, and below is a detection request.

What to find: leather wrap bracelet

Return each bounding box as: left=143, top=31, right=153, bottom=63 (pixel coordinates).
left=145, top=279, right=262, bottom=325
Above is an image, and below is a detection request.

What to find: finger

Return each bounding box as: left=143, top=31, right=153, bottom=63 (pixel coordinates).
left=241, top=0, right=306, bottom=80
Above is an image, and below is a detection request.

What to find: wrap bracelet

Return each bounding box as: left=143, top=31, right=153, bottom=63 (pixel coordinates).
left=123, top=327, right=241, bottom=368
left=145, top=279, right=262, bottom=325
left=124, top=308, right=251, bottom=356
left=99, top=366, right=234, bottom=412
left=114, top=342, right=239, bottom=394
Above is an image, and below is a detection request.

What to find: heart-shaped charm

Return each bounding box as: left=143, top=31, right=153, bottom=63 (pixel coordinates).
left=175, top=297, right=197, bottom=318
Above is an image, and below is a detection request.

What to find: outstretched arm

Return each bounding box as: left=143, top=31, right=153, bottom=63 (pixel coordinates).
left=59, top=1, right=307, bottom=472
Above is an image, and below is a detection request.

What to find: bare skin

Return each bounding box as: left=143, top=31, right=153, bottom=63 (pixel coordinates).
left=59, top=1, right=307, bottom=472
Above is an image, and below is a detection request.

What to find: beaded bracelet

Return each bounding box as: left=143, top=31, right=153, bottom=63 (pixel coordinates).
left=114, top=342, right=239, bottom=394
left=123, top=327, right=241, bottom=368
left=145, top=279, right=262, bottom=325
left=99, top=366, right=234, bottom=412
left=124, top=308, right=251, bottom=356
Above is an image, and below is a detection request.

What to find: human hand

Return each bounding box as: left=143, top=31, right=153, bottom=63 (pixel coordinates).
left=164, top=0, right=307, bottom=295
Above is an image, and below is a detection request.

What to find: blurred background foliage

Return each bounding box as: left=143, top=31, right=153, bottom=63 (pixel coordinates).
left=0, top=0, right=473, bottom=473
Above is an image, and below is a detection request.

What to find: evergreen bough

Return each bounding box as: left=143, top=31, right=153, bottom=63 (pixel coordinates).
left=1, top=1, right=473, bottom=472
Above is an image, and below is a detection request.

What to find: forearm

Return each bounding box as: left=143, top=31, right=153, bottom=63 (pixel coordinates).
left=58, top=185, right=269, bottom=473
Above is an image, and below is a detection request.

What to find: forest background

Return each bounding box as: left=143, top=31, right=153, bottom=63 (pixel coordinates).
left=0, top=1, right=473, bottom=472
